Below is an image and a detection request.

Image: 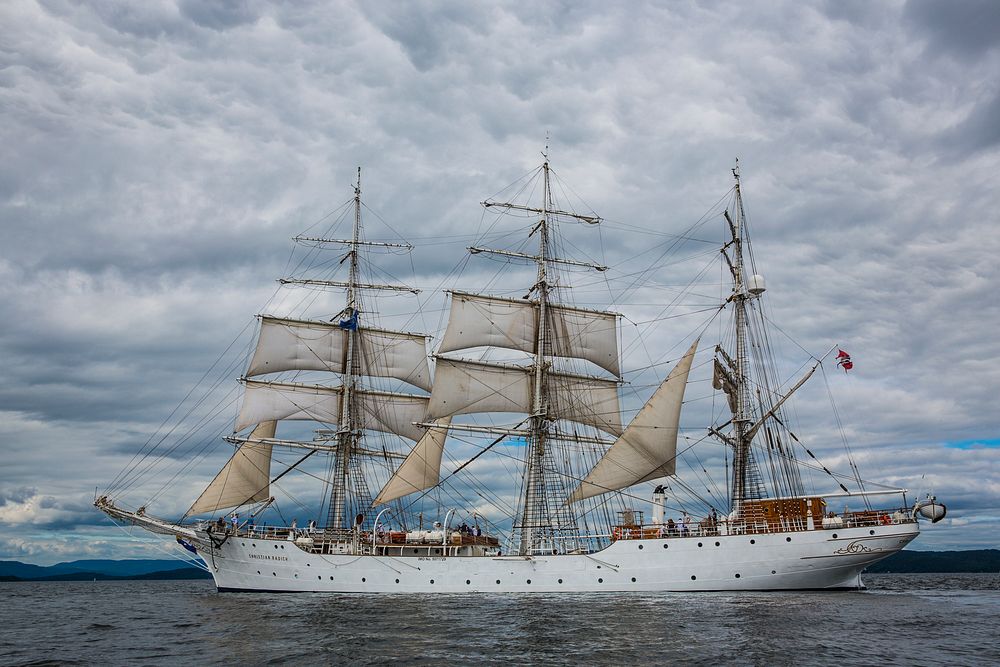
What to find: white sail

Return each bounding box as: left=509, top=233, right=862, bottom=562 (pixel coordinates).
left=356, top=389, right=431, bottom=442
left=246, top=317, right=431, bottom=391
left=427, top=358, right=622, bottom=435
left=549, top=371, right=623, bottom=436
left=236, top=380, right=430, bottom=440
left=188, top=421, right=276, bottom=515
left=235, top=380, right=342, bottom=432
left=567, top=339, right=699, bottom=503
left=438, top=293, right=536, bottom=356
left=246, top=316, right=345, bottom=377
left=373, top=417, right=452, bottom=505
left=548, top=304, right=620, bottom=376
left=426, top=358, right=532, bottom=418
left=438, top=293, right=620, bottom=376
left=357, top=328, right=432, bottom=391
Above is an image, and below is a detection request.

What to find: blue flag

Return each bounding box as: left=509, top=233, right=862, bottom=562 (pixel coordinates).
left=176, top=536, right=198, bottom=555
left=338, top=308, right=359, bottom=330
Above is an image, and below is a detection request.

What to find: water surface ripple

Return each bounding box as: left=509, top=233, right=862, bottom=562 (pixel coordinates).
left=1, top=574, right=997, bottom=665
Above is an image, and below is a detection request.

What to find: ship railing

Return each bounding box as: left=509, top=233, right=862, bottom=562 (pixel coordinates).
left=610, top=506, right=916, bottom=540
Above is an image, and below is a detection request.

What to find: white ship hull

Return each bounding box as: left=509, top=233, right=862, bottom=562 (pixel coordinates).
left=198, top=522, right=918, bottom=593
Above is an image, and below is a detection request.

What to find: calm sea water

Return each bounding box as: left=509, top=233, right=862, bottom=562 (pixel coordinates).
left=1, top=574, right=997, bottom=666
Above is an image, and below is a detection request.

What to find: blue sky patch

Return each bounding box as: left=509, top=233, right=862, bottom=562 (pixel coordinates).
left=945, top=438, right=1000, bottom=450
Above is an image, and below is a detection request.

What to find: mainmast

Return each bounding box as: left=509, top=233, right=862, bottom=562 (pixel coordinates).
left=329, top=168, right=363, bottom=531
left=520, top=157, right=553, bottom=555
left=422, top=155, right=613, bottom=556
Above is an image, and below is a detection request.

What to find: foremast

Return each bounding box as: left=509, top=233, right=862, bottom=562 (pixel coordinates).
left=186, top=167, right=429, bottom=532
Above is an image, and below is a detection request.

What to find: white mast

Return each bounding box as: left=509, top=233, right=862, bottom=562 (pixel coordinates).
left=729, top=164, right=753, bottom=510
left=329, top=167, right=363, bottom=531
left=519, top=156, right=553, bottom=555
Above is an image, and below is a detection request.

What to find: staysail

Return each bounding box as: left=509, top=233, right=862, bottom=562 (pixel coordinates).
left=373, top=417, right=452, bottom=505
left=188, top=420, right=277, bottom=515
left=567, top=339, right=699, bottom=503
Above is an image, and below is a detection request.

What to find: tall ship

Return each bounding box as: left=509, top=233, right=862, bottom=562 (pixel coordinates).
left=96, top=159, right=946, bottom=592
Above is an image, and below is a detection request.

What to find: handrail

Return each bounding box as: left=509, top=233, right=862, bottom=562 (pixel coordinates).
left=610, top=506, right=915, bottom=540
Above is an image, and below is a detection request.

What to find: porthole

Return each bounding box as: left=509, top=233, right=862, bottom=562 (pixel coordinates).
left=293, top=573, right=297, bottom=579
left=257, top=570, right=261, bottom=575
left=280, top=545, right=285, bottom=549
left=870, top=530, right=876, bottom=535
left=715, top=542, right=720, bottom=547
left=362, top=577, right=366, bottom=582
left=786, top=537, right=792, bottom=542
left=317, top=575, right=321, bottom=580
left=272, top=572, right=276, bottom=576
left=241, top=542, right=245, bottom=546
left=750, top=539, right=756, bottom=544
left=558, top=579, right=563, bottom=584
left=698, top=542, right=703, bottom=547
left=526, top=579, right=531, bottom=584
left=466, top=579, right=471, bottom=585
left=691, top=575, right=697, bottom=580
left=638, top=544, right=644, bottom=550
left=329, top=576, right=334, bottom=580
left=735, top=573, right=741, bottom=579
left=597, top=565, right=602, bottom=569
left=274, top=545, right=279, bottom=549
left=496, top=580, right=501, bottom=584
left=631, top=577, right=637, bottom=583
left=598, top=578, right=603, bottom=583
left=430, top=579, right=435, bottom=584
left=832, top=533, right=838, bottom=539
left=662, top=544, right=668, bottom=549
left=771, top=570, right=776, bottom=575
left=395, top=579, right=400, bottom=584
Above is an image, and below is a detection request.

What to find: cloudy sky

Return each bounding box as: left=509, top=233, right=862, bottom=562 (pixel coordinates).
left=2, top=0, right=998, bottom=564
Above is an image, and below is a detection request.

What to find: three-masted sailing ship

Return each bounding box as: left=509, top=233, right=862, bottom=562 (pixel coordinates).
left=96, top=159, right=946, bottom=592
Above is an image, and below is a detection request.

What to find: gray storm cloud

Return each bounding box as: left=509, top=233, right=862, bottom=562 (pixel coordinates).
left=1, top=0, right=997, bottom=563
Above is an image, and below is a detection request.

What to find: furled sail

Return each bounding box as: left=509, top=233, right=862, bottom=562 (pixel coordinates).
left=246, top=316, right=431, bottom=391
left=567, top=339, right=699, bottom=503
left=437, top=292, right=620, bottom=376
left=373, top=417, right=452, bottom=505
left=427, top=358, right=622, bottom=435
left=188, top=420, right=276, bottom=515
left=236, top=380, right=430, bottom=441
